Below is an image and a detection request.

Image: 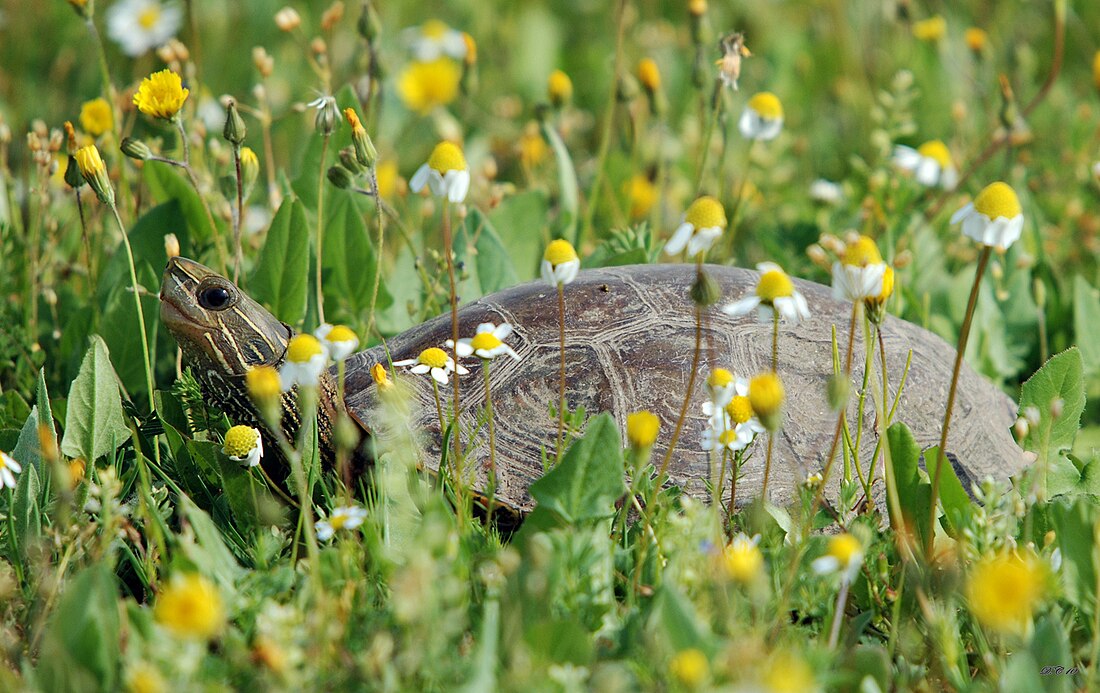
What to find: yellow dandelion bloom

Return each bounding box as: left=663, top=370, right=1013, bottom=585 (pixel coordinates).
left=913, top=15, right=946, bottom=42
left=398, top=58, right=462, bottom=114
left=722, top=533, right=763, bottom=583
left=669, top=648, right=709, bottom=688
left=626, top=410, right=660, bottom=449
left=80, top=98, right=113, bottom=137
left=155, top=573, right=225, bottom=639
left=967, top=551, right=1046, bottom=635
left=625, top=175, right=657, bottom=219
left=748, top=372, right=784, bottom=419
left=133, top=69, right=190, bottom=120
left=637, top=58, right=661, bottom=92
left=965, top=27, right=988, bottom=53
left=547, top=69, right=573, bottom=106
left=518, top=123, right=549, bottom=168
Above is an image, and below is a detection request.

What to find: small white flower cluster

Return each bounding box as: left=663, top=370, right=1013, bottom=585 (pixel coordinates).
left=393, top=322, right=521, bottom=386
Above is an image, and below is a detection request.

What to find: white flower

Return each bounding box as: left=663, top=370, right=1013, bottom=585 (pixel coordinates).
left=410, top=141, right=470, bottom=203
left=809, top=179, right=843, bottom=204
left=541, top=239, right=580, bottom=286
left=0, top=451, right=21, bottom=490
left=279, top=334, right=329, bottom=391
left=700, top=381, right=764, bottom=453
left=950, top=181, right=1025, bottom=250
left=723, top=262, right=811, bottom=326
left=664, top=195, right=726, bottom=257
left=812, top=534, right=864, bottom=584
left=392, top=347, right=468, bottom=385
left=738, top=92, right=784, bottom=141
left=106, top=0, right=182, bottom=57
left=893, top=140, right=958, bottom=189
left=831, top=236, right=887, bottom=302
left=314, top=324, right=359, bottom=362
left=315, top=505, right=367, bottom=541
left=450, top=323, right=521, bottom=361
left=405, top=20, right=468, bottom=62
left=222, top=425, right=263, bottom=468
left=706, top=368, right=737, bottom=408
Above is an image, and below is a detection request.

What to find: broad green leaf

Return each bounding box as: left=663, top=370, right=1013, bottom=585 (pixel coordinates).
left=250, top=197, right=310, bottom=326
left=488, top=191, right=549, bottom=281
left=60, top=336, right=132, bottom=464
left=1019, top=348, right=1085, bottom=466
left=11, top=405, right=42, bottom=472
left=37, top=564, right=121, bottom=692
left=1028, top=615, right=1073, bottom=693
left=999, top=652, right=1044, bottom=693
left=539, top=119, right=579, bottom=245
left=177, top=497, right=244, bottom=590
left=291, top=84, right=359, bottom=210
left=522, top=619, right=592, bottom=666
left=321, top=193, right=392, bottom=324
left=648, top=584, right=712, bottom=655
left=888, top=422, right=930, bottom=551
left=459, top=208, right=520, bottom=295
left=1047, top=453, right=1100, bottom=498
left=144, top=161, right=217, bottom=244
left=1073, top=276, right=1100, bottom=377
left=12, top=463, right=41, bottom=556
left=1050, top=497, right=1098, bottom=617
left=35, top=368, right=55, bottom=441
left=524, top=413, right=626, bottom=528
left=96, top=200, right=190, bottom=302
left=99, top=275, right=161, bottom=399
left=922, top=444, right=971, bottom=534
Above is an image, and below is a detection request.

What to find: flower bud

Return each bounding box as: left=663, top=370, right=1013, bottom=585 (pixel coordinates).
left=64, top=155, right=86, bottom=189
left=827, top=373, right=850, bottom=411
left=239, top=146, right=259, bottom=194
left=344, top=107, right=376, bottom=168
left=223, top=99, right=247, bottom=145
left=120, top=137, right=152, bottom=161
left=274, top=7, right=301, bottom=32
left=74, top=145, right=114, bottom=206
left=690, top=268, right=721, bottom=307
left=357, top=0, right=382, bottom=41
left=327, top=165, right=355, bottom=189
left=339, top=146, right=365, bottom=174
left=165, top=233, right=181, bottom=259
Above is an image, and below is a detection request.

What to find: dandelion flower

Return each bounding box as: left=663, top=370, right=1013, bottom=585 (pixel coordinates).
left=155, top=573, right=224, bottom=639
left=722, top=533, right=763, bottom=583
left=315, top=505, right=368, bottom=541
left=542, top=239, right=580, bottom=286
left=723, top=262, right=810, bottom=326
left=637, top=58, right=661, bottom=93
left=392, top=347, right=468, bottom=385
left=0, top=451, right=22, bottom=490
left=761, top=651, right=819, bottom=693
left=965, top=27, right=988, bottom=53
left=406, top=20, right=467, bottom=62
left=106, top=0, right=182, bottom=57
left=222, top=425, right=262, bottom=468
left=410, top=141, right=470, bottom=203
left=950, top=181, right=1024, bottom=250
left=748, top=372, right=784, bottom=431
left=451, top=322, right=521, bottom=361
left=547, top=69, right=573, bottom=107
left=665, top=195, right=726, bottom=257
left=893, top=140, right=957, bottom=188
left=669, top=649, right=709, bottom=689
left=370, top=363, right=393, bottom=391
left=831, top=235, right=887, bottom=301
left=739, top=92, right=783, bottom=141
left=398, top=58, right=462, bottom=115
left=125, top=662, right=167, bottom=693
left=626, top=411, right=660, bottom=449
left=518, top=123, right=549, bottom=168
left=279, top=334, right=328, bottom=391
left=626, top=175, right=657, bottom=219
left=79, top=98, right=113, bottom=137
left=967, top=551, right=1046, bottom=635
left=132, top=69, right=189, bottom=120
left=314, top=324, right=359, bottom=361
left=812, top=533, right=864, bottom=584
left=913, top=15, right=947, bottom=42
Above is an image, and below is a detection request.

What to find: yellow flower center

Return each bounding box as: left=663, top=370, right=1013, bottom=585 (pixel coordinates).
left=626, top=175, right=657, bottom=219
left=827, top=534, right=862, bottom=568
left=637, top=58, right=661, bottom=91
left=669, top=649, right=709, bottom=688
left=544, top=239, right=578, bottom=267
left=421, top=19, right=449, bottom=39
left=972, top=181, right=1021, bottom=220
left=842, top=235, right=883, bottom=267
left=246, top=366, right=281, bottom=401
left=370, top=363, right=392, bottom=390
left=626, top=410, right=660, bottom=448
left=418, top=347, right=449, bottom=369
left=756, top=270, right=794, bottom=301
left=547, top=70, right=573, bottom=104
left=726, top=396, right=753, bottom=425
left=723, top=539, right=763, bottom=582
left=684, top=195, right=727, bottom=229
left=876, top=266, right=895, bottom=301
left=967, top=552, right=1045, bottom=634
left=326, top=325, right=357, bottom=343
left=748, top=373, right=784, bottom=417
left=154, top=574, right=224, bottom=639
left=398, top=58, right=462, bottom=115
left=748, top=91, right=783, bottom=120
left=965, top=27, right=988, bottom=52
left=471, top=332, right=503, bottom=352
left=286, top=334, right=323, bottom=363
left=329, top=513, right=349, bottom=530
left=917, top=139, right=952, bottom=169
left=138, top=6, right=161, bottom=29
left=762, top=653, right=816, bottom=693
left=913, top=15, right=946, bottom=41
left=718, top=429, right=739, bottom=446
left=462, top=33, right=477, bottom=64
left=223, top=425, right=259, bottom=457
left=427, top=141, right=467, bottom=174
left=707, top=368, right=733, bottom=389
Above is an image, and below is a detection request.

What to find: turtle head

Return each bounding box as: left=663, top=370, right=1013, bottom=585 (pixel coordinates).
left=160, top=256, right=291, bottom=376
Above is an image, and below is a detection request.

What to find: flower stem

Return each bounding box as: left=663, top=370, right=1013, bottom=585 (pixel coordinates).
left=441, top=203, right=464, bottom=481
left=761, top=432, right=776, bottom=501
left=315, top=133, right=331, bottom=324
left=556, top=282, right=567, bottom=464
left=814, top=303, right=861, bottom=505
left=231, top=144, right=244, bottom=284
left=693, top=80, right=723, bottom=194
left=771, top=309, right=780, bottom=372
left=174, top=118, right=229, bottom=273
left=928, top=246, right=991, bottom=558
left=366, top=167, right=386, bottom=337
left=658, top=296, right=703, bottom=478
left=431, top=380, right=446, bottom=451
left=828, top=578, right=852, bottom=649
left=109, top=206, right=156, bottom=412
left=483, top=359, right=497, bottom=526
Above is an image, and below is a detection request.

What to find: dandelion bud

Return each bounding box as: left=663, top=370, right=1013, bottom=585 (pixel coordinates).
left=826, top=373, right=849, bottom=411
left=965, top=27, right=988, bottom=55
left=688, top=0, right=707, bottom=17
left=67, top=0, right=92, bottom=17
left=119, top=137, right=151, bottom=162
left=370, top=363, right=392, bottom=391
left=345, top=108, right=377, bottom=168
left=164, top=233, right=180, bottom=259
left=339, top=146, right=365, bottom=174
left=357, top=0, right=382, bottom=41
left=637, top=58, right=661, bottom=94
left=547, top=70, right=573, bottom=108
left=690, top=268, right=721, bottom=307
left=626, top=411, right=660, bottom=449
left=74, top=145, right=114, bottom=206
left=223, top=99, right=247, bottom=145
left=327, top=165, right=355, bottom=189
left=239, top=146, right=260, bottom=193
left=274, top=7, right=301, bottom=32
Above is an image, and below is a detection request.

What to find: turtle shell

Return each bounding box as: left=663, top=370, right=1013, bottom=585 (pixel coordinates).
left=343, top=264, right=1024, bottom=512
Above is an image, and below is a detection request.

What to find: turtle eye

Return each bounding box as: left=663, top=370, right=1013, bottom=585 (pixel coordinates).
left=199, top=285, right=233, bottom=310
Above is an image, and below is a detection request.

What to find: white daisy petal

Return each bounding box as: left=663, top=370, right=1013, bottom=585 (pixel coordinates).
left=723, top=295, right=762, bottom=317
left=664, top=222, right=694, bottom=256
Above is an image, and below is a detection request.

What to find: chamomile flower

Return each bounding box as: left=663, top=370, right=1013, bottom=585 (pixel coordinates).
left=739, top=92, right=783, bottom=141
left=279, top=334, right=328, bottom=392
left=893, top=140, right=958, bottom=188
left=723, top=262, right=811, bottom=326
left=950, top=181, right=1024, bottom=250
left=812, top=533, right=864, bottom=584
left=706, top=368, right=737, bottom=407
left=451, top=322, right=521, bottom=361
left=106, top=0, right=182, bottom=57
left=831, top=235, right=888, bottom=302
left=809, top=178, right=843, bottom=204
left=541, top=239, right=580, bottom=286
left=410, top=141, right=470, bottom=203
left=0, top=451, right=22, bottom=490
left=722, top=533, right=764, bottom=583
left=665, top=195, right=726, bottom=257
left=314, top=505, right=367, bottom=541
left=314, top=324, right=359, bottom=361
left=155, top=573, right=224, bottom=640
left=222, top=425, right=263, bottom=468
left=701, top=387, right=764, bottom=453
left=392, top=347, right=468, bottom=385
left=405, top=20, right=467, bottom=62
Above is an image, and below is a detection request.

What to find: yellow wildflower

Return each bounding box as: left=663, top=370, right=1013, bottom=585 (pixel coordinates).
left=967, top=551, right=1046, bottom=635
left=133, top=69, right=189, bottom=120
left=669, top=649, right=708, bottom=688
left=79, top=98, right=113, bottom=137
left=626, top=411, right=660, bottom=449
left=547, top=69, right=573, bottom=107
left=398, top=58, right=462, bottom=114
left=913, top=15, right=946, bottom=42
left=626, top=175, right=657, bottom=219
left=155, top=573, right=225, bottom=639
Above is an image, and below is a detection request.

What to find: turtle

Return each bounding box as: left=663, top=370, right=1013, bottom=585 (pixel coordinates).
left=160, top=257, right=1025, bottom=513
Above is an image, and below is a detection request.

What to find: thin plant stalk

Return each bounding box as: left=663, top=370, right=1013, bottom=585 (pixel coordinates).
left=693, top=80, right=723, bottom=193
left=174, top=118, right=230, bottom=272
left=828, top=578, right=853, bottom=649
left=555, top=282, right=567, bottom=463
left=483, top=359, right=497, bottom=526
left=231, top=144, right=244, bottom=283
left=771, top=309, right=780, bottom=371
left=441, top=202, right=464, bottom=485
left=658, top=263, right=705, bottom=479
left=928, top=246, right=991, bottom=556
left=814, top=302, right=861, bottom=504
left=431, top=379, right=447, bottom=447
left=109, top=206, right=156, bottom=412
left=315, top=133, right=331, bottom=324
left=74, top=189, right=96, bottom=294
left=760, top=432, right=776, bottom=501
left=366, top=167, right=386, bottom=336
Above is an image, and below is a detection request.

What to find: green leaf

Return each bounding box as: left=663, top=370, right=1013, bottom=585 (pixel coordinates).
left=1048, top=453, right=1100, bottom=498
left=1019, top=348, right=1086, bottom=465
left=539, top=114, right=579, bottom=245
left=1074, top=276, right=1100, bottom=377
left=522, top=619, right=593, bottom=666
left=36, top=564, right=121, bottom=692
left=12, top=464, right=41, bottom=556
left=35, top=368, right=55, bottom=442
left=144, top=162, right=216, bottom=244
left=488, top=191, right=549, bottom=282
left=321, top=193, right=392, bottom=324
left=96, top=201, right=191, bottom=302
left=60, top=336, right=132, bottom=464
left=177, top=496, right=244, bottom=590
left=11, top=405, right=43, bottom=473
left=888, top=422, right=930, bottom=551
left=1050, top=497, right=1098, bottom=618
left=250, top=197, right=310, bottom=326
left=922, top=444, right=971, bottom=534
left=99, top=275, right=161, bottom=399
left=1029, top=615, right=1073, bottom=693
left=648, top=585, right=712, bottom=655
left=999, top=652, right=1044, bottom=693
left=458, top=208, right=520, bottom=296
left=523, top=413, right=626, bottom=529
left=291, top=84, right=359, bottom=210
